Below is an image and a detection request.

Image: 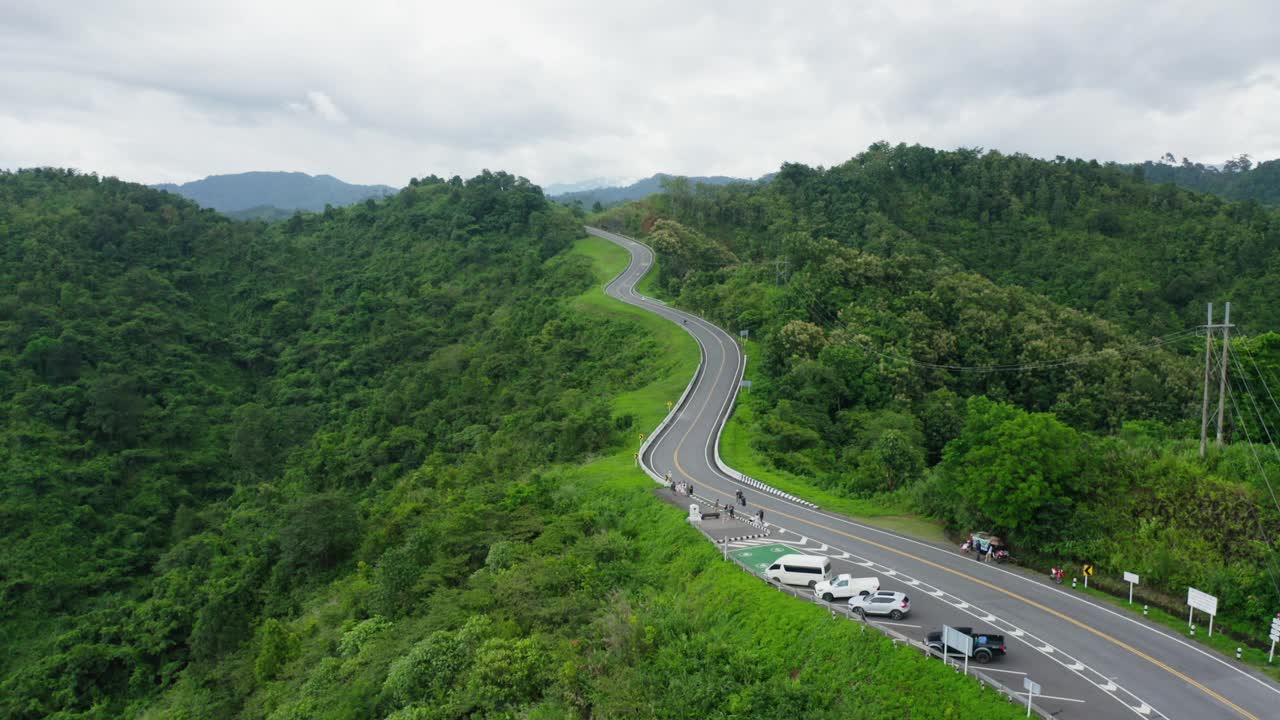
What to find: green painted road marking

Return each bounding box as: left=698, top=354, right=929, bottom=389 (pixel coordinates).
left=731, top=543, right=795, bottom=573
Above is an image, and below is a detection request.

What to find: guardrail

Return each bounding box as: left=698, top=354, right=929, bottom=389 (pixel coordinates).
left=693, top=522, right=1054, bottom=719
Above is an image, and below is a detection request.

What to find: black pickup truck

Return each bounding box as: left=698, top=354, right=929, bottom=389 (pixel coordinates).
left=925, top=627, right=1007, bottom=664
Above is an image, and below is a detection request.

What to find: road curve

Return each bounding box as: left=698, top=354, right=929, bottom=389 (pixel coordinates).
left=588, top=226, right=1280, bottom=720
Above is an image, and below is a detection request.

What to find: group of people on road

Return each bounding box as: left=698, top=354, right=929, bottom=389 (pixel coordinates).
left=961, top=532, right=1006, bottom=562
left=663, top=470, right=767, bottom=526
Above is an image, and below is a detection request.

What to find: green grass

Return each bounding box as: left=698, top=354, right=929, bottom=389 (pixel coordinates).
left=569, top=236, right=699, bottom=433
left=721, top=339, right=948, bottom=543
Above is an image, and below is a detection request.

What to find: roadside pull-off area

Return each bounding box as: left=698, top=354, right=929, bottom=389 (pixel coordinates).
left=588, top=225, right=1280, bottom=720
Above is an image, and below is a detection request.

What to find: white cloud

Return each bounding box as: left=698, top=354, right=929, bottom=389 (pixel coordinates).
left=288, top=91, right=348, bottom=124
left=1, top=1, right=1278, bottom=187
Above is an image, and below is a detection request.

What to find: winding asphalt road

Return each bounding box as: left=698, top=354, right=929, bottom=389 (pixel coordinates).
left=587, top=226, right=1280, bottom=720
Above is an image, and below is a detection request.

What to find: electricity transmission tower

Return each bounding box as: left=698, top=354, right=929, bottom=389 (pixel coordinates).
left=1200, top=302, right=1234, bottom=458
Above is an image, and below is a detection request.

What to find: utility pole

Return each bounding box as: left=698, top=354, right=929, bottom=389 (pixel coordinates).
left=1216, top=302, right=1232, bottom=448
left=1200, top=303, right=1214, bottom=458
left=1200, top=302, right=1235, bottom=458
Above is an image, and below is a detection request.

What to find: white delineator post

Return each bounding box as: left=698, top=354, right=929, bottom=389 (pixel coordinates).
left=1124, top=571, right=1140, bottom=604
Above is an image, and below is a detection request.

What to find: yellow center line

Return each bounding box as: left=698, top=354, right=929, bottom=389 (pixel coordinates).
left=670, top=327, right=727, bottom=481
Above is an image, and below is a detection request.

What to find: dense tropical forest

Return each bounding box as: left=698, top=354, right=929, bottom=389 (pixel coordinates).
left=0, top=168, right=1021, bottom=719
left=593, top=142, right=1280, bottom=639
left=1132, top=153, right=1280, bottom=208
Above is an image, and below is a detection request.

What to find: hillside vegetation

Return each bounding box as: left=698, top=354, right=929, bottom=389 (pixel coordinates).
left=1133, top=154, right=1280, bottom=208
left=594, top=143, right=1280, bottom=640
left=0, top=168, right=1022, bottom=719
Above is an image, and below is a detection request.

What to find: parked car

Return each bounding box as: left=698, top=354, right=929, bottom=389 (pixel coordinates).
left=848, top=590, right=911, bottom=620
left=925, top=626, right=1007, bottom=664
left=813, top=574, right=879, bottom=602
left=764, top=554, right=832, bottom=587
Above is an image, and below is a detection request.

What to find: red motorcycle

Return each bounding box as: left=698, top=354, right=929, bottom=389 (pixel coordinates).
left=1050, top=567, right=1065, bottom=584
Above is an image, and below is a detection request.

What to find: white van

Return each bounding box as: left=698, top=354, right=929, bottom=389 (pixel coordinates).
left=765, top=554, right=832, bottom=587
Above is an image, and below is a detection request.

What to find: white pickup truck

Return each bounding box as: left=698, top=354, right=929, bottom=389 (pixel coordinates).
left=812, top=573, right=879, bottom=602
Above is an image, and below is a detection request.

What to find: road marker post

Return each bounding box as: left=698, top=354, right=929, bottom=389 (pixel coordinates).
left=1124, top=571, right=1140, bottom=604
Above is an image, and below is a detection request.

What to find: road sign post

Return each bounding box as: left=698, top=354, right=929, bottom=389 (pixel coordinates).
left=1082, top=563, right=1094, bottom=588
left=1124, top=571, right=1140, bottom=604
left=1187, top=587, right=1219, bottom=636
left=1022, top=676, right=1041, bottom=718
left=1269, top=614, right=1280, bottom=663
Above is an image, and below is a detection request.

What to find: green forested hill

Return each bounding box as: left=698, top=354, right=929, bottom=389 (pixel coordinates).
left=594, top=144, right=1280, bottom=637
left=627, top=143, right=1280, bottom=335
left=1, top=168, right=1020, bottom=719
left=1133, top=155, right=1280, bottom=208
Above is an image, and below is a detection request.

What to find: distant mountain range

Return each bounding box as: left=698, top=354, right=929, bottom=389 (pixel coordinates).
left=153, top=171, right=399, bottom=215
left=543, top=176, right=633, bottom=196
left=552, top=172, right=763, bottom=208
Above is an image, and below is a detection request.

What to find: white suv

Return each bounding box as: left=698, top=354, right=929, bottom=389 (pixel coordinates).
left=812, top=574, right=880, bottom=602
left=848, top=590, right=911, bottom=620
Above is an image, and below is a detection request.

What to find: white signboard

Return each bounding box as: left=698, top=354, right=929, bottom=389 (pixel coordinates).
left=943, top=625, right=974, bottom=656
left=1124, top=571, right=1140, bottom=604
left=942, top=625, right=974, bottom=674
left=1188, top=587, right=1218, bottom=615
left=1187, top=586, right=1219, bottom=636
left=1270, top=615, right=1280, bottom=662
left=1022, top=677, right=1040, bottom=717
left=688, top=503, right=701, bottom=523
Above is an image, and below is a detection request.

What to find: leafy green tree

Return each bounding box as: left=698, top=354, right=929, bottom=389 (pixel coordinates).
left=940, top=397, right=1091, bottom=545
left=278, top=494, right=360, bottom=573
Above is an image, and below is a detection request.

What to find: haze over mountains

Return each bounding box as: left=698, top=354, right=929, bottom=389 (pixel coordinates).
left=153, top=171, right=398, bottom=218
left=552, top=172, right=764, bottom=208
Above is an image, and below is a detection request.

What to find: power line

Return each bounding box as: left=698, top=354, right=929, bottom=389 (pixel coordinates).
left=1228, top=353, right=1280, bottom=518
left=1219, top=362, right=1280, bottom=603
left=1235, top=340, right=1280, bottom=443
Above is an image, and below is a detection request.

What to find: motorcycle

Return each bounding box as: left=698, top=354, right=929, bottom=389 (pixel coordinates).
left=992, top=548, right=1011, bottom=564
left=1050, top=567, right=1065, bottom=584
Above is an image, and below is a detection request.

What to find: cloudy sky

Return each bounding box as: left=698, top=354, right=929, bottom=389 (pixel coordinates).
left=3, top=1, right=1279, bottom=188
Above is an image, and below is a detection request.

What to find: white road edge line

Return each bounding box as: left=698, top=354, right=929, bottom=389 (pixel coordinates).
left=1013, top=692, right=1088, bottom=704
